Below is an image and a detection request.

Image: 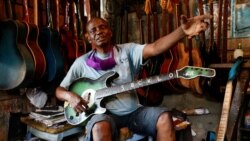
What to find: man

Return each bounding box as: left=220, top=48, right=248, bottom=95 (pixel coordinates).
left=56, top=14, right=212, bottom=141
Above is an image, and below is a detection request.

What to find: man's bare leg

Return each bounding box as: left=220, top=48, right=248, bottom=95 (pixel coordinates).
left=156, top=112, right=176, bottom=141
left=92, top=121, right=112, bottom=141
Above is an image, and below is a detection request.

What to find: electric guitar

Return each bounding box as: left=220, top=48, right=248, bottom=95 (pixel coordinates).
left=64, top=66, right=216, bottom=125
left=216, top=57, right=243, bottom=141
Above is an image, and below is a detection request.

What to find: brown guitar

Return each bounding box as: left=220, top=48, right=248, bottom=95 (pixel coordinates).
left=174, top=0, right=190, bottom=89
left=22, top=0, right=46, bottom=81
left=160, top=0, right=182, bottom=93
left=136, top=0, right=163, bottom=106
left=60, top=0, right=77, bottom=72
left=74, top=0, right=87, bottom=57
left=216, top=0, right=223, bottom=63
left=221, top=0, right=228, bottom=63
left=184, top=0, right=203, bottom=94
left=208, top=0, right=220, bottom=65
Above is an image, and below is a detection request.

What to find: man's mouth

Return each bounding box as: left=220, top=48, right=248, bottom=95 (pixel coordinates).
left=96, top=37, right=105, bottom=42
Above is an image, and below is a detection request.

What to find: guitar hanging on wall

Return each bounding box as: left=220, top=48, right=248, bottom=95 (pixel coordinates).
left=0, top=0, right=35, bottom=90
left=64, top=66, right=216, bottom=125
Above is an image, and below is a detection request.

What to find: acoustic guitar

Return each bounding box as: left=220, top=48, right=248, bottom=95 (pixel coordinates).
left=136, top=0, right=164, bottom=106
left=74, top=0, right=86, bottom=57
left=60, top=0, right=77, bottom=72
left=0, top=0, right=35, bottom=90
left=184, top=0, right=203, bottom=94
left=39, top=0, right=64, bottom=82
left=207, top=0, right=220, bottom=66
left=160, top=0, right=182, bottom=93
left=174, top=0, right=190, bottom=89
left=64, top=66, right=216, bottom=125
left=22, top=0, right=46, bottom=81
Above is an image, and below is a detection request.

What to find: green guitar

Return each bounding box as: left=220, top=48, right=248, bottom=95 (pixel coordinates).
left=64, top=66, right=216, bottom=125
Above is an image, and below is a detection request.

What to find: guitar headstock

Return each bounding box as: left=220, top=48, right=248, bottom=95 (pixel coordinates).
left=228, top=56, right=243, bottom=80
left=177, top=66, right=216, bottom=79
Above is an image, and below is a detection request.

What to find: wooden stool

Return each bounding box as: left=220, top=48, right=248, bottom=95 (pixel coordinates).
left=21, top=117, right=83, bottom=141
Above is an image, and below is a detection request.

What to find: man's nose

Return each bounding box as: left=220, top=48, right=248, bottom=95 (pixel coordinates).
left=95, top=28, right=103, bottom=34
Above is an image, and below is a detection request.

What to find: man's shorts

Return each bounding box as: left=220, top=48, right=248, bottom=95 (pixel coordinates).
left=84, top=106, right=169, bottom=141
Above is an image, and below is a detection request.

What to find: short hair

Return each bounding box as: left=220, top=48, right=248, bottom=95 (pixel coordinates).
left=86, top=17, right=110, bottom=30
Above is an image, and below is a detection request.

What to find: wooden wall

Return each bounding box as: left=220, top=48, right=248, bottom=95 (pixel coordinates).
left=1, top=0, right=250, bottom=140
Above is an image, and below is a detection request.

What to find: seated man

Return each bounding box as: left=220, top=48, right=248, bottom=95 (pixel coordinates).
left=56, top=14, right=212, bottom=141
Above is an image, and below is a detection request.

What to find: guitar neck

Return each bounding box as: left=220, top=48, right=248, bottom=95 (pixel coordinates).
left=216, top=81, right=233, bottom=141
left=95, top=71, right=178, bottom=99
left=95, top=66, right=216, bottom=99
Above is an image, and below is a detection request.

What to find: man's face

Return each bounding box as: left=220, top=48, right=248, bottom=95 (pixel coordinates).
left=86, top=19, right=112, bottom=47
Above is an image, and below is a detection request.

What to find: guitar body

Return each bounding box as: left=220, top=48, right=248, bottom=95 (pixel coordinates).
left=64, top=71, right=117, bottom=125
left=61, top=27, right=78, bottom=71
left=173, top=1, right=190, bottom=89
left=15, top=21, right=35, bottom=87
left=0, top=20, right=26, bottom=90
left=159, top=6, right=182, bottom=93
left=137, top=67, right=164, bottom=106
left=20, top=0, right=46, bottom=82
left=49, top=29, right=64, bottom=82
left=60, top=1, right=78, bottom=71
left=38, top=0, right=64, bottom=83
left=39, top=27, right=57, bottom=81
left=22, top=21, right=46, bottom=81
left=39, top=27, right=64, bottom=82
left=161, top=48, right=183, bottom=93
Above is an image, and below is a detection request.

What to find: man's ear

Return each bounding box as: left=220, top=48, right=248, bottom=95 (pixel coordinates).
left=85, top=33, right=91, bottom=43
left=109, top=29, right=113, bottom=37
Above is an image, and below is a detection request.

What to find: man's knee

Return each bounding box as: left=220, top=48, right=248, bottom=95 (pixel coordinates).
left=92, top=121, right=112, bottom=133
left=157, top=112, right=174, bottom=127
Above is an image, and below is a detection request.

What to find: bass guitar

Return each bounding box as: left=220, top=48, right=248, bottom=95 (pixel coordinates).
left=64, top=66, right=216, bottom=125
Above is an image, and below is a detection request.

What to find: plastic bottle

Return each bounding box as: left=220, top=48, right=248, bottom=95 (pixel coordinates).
left=233, top=43, right=244, bottom=59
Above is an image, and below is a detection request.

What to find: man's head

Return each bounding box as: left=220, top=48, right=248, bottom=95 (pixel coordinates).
left=86, top=18, right=113, bottom=48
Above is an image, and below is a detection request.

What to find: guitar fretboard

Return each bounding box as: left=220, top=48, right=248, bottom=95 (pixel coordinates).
left=95, top=72, right=177, bottom=99
left=94, top=66, right=216, bottom=99
left=216, top=81, right=233, bottom=141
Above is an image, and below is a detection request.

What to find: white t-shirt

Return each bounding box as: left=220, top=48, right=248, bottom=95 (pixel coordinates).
left=60, top=43, right=146, bottom=116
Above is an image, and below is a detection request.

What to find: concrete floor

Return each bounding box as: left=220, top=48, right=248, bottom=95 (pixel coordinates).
left=160, top=91, right=222, bottom=141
